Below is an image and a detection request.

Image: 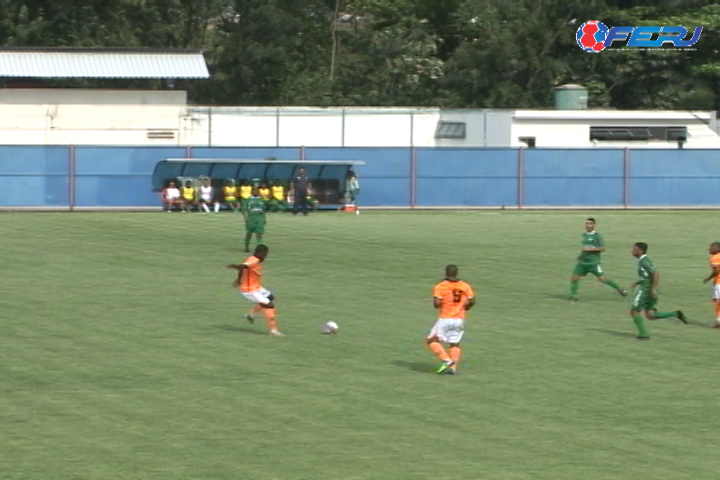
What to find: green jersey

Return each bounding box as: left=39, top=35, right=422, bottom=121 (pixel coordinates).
left=244, top=196, right=265, bottom=218
left=578, top=231, right=604, bottom=264
left=636, top=255, right=656, bottom=290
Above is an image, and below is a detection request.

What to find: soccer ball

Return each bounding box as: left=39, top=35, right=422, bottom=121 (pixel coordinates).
left=321, top=321, right=339, bottom=334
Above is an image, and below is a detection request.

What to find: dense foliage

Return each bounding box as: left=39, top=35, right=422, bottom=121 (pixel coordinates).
left=0, top=0, right=718, bottom=108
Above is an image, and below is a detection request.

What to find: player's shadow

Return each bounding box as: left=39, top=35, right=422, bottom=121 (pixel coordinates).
left=393, top=360, right=435, bottom=374
left=688, top=320, right=710, bottom=328
left=548, top=293, right=622, bottom=302
left=588, top=328, right=636, bottom=338
left=212, top=324, right=267, bottom=335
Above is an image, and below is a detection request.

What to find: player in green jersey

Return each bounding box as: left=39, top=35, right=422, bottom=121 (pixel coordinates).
left=569, top=218, right=627, bottom=300
left=629, top=242, right=687, bottom=340
left=242, top=186, right=266, bottom=252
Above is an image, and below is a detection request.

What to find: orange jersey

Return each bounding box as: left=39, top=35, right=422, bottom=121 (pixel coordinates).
left=239, top=255, right=263, bottom=292
left=433, top=280, right=475, bottom=319
left=711, top=253, right=720, bottom=285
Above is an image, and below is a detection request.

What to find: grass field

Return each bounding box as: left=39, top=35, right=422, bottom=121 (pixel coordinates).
left=2, top=210, right=719, bottom=480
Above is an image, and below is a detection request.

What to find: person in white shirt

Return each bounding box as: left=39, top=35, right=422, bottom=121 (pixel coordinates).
left=198, top=178, right=220, bottom=213
left=162, top=180, right=182, bottom=212
left=344, top=169, right=360, bottom=214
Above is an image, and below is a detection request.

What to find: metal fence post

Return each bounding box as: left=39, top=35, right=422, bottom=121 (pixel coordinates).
left=410, top=146, right=417, bottom=208
left=69, top=144, right=76, bottom=211
left=517, top=147, right=524, bottom=208
left=624, top=147, right=630, bottom=208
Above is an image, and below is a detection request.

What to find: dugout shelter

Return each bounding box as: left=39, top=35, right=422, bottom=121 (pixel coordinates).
left=152, top=159, right=364, bottom=205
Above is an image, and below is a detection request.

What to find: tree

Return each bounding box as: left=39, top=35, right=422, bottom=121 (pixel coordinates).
left=326, top=4, right=445, bottom=106
left=565, top=1, right=720, bottom=109
left=213, top=0, right=333, bottom=105
left=0, top=0, right=225, bottom=100
left=0, top=0, right=714, bottom=108
left=442, top=0, right=595, bottom=108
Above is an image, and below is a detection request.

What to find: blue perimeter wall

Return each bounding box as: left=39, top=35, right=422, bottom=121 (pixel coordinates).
left=0, top=146, right=719, bottom=207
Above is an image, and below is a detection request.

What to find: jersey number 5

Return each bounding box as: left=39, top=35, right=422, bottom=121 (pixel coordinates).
left=452, top=290, right=463, bottom=303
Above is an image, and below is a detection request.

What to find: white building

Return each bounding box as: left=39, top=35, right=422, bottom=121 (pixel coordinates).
left=0, top=47, right=207, bottom=146
left=511, top=110, right=719, bottom=149
left=0, top=89, right=718, bottom=148
left=0, top=88, right=188, bottom=145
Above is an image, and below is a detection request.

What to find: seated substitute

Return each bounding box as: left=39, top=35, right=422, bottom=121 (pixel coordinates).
left=161, top=180, right=182, bottom=212
left=181, top=179, right=197, bottom=212
left=270, top=180, right=287, bottom=212
left=198, top=177, right=220, bottom=213
left=307, top=188, right=319, bottom=211
left=259, top=181, right=272, bottom=204
left=222, top=179, right=240, bottom=212
left=239, top=179, right=252, bottom=209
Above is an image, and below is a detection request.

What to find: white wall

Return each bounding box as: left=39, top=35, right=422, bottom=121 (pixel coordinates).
left=0, top=89, right=718, bottom=148
left=343, top=112, right=411, bottom=147
left=0, top=89, right=186, bottom=145
left=511, top=110, right=720, bottom=148
left=185, top=107, right=514, bottom=147
left=280, top=110, right=344, bottom=147
left=185, top=108, right=279, bottom=147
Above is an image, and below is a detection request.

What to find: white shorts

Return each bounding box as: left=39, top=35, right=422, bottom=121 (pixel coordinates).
left=240, top=287, right=272, bottom=305
left=713, top=284, right=720, bottom=300
left=200, top=194, right=213, bottom=202
left=427, top=318, right=465, bottom=344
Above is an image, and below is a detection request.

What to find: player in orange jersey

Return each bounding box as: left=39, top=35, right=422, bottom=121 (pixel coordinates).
left=703, top=242, right=720, bottom=328
left=427, top=264, right=476, bottom=375
left=226, top=244, right=284, bottom=337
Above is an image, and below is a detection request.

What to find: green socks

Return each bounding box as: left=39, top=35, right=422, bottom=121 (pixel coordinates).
left=570, top=280, right=579, bottom=298
left=633, top=316, right=649, bottom=338
left=244, top=234, right=262, bottom=251
left=571, top=278, right=624, bottom=298
left=650, top=311, right=676, bottom=319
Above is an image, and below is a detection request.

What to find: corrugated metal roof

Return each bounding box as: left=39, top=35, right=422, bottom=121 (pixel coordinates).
left=0, top=49, right=209, bottom=78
